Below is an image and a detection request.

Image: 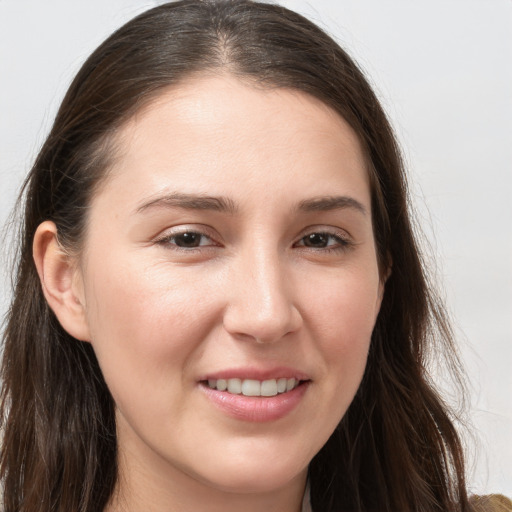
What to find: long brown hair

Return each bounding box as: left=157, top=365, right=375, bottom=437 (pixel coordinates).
left=1, top=1, right=470, bottom=511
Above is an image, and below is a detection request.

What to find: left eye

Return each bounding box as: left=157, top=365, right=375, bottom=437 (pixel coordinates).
left=295, top=232, right=347, bottom=249
left=158, top=231, right=213, bottom=248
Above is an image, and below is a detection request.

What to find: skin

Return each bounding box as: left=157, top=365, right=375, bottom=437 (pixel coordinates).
left=34, top=75, right=385, bottom=512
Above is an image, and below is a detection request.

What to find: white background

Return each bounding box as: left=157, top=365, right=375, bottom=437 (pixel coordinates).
left=1, top=0, right=511, bottom=497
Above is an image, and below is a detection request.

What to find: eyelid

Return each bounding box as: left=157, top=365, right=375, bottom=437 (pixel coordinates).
left=293, top=226, right=354, bottom=250
left=151, top=224, right=354, bottom=251
left=153, top=225, right=220, bottom=248
left=296, top=225, right=352, bottom=241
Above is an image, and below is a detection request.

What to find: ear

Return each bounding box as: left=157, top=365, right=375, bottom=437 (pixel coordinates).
left=375, top=261, right=392, bottom=317
left=33, top=221, right=91, bottom=342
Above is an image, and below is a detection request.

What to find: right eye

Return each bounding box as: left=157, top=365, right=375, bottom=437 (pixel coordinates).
left=155, top=230, right=216, bottom=250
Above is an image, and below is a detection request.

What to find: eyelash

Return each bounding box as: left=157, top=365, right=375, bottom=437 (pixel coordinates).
left=293, top=231, right=352, bottom=253
left=154, top=228, right=352, bottom=253
left=154, top=230, right=217, bottom=252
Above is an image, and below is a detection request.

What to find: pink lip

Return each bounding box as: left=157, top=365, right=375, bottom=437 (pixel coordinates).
left=197, top=366, right=311, bottom=422
left=198, top=366, right=310, bottom=381
left=199, top=382, right=310, bottom=424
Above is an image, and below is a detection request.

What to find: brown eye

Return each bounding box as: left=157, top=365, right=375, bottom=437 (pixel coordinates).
left=157, top=230, right=214, bottom=249
left=302, top=233, right=330, bottom=248
left=294, top=231, right=351, bottom=252
left=173, top=232, right=203, bottom=248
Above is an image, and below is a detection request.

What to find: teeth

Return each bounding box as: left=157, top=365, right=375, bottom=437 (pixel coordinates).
left=261, top=379, right=278, bottom=397
left=227, top=378, right=242, bottom=394
left=241, top=379, right=260, bottom=396
left=207, top=377, right=300, bottom=396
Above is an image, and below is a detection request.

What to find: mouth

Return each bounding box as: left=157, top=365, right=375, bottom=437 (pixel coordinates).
left=201, top=377, right=306, bottom=397
left=198, top=367, right=311, bottom=421
left=199, top=376, right=311, bottom=422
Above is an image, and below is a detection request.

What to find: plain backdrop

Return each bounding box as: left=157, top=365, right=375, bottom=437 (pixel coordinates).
left=1, top=0, right=511, bottom=497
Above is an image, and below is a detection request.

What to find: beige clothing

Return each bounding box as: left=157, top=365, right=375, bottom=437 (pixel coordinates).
left=301, top=487, right=512, bottom=512
left=471, top=494, right=512, bottom=512
left=301, top=480, right=312, bottom=512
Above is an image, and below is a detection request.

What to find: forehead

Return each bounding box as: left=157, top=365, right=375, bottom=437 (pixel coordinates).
left=94, top=74, right=370, bottom=214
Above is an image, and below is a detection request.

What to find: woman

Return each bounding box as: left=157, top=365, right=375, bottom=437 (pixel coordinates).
left=1, top=1, right=508, bottom=511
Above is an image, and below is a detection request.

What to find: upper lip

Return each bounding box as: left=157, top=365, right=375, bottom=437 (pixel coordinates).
left=198, top=366, right=311, bottom=382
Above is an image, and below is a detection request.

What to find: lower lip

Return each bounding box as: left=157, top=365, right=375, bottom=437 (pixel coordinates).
left=199, top=381, right=310, bottom=422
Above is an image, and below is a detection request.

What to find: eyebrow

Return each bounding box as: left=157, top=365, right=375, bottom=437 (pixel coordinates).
left=135, top=192, right=366, bottom=216
left=135, top=193, right=238, bottom=215
left=296, top=196, right=367, bottom=215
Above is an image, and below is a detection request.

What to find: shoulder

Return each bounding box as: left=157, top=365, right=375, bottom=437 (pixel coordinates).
left=470, top=495, right=512, bottom=512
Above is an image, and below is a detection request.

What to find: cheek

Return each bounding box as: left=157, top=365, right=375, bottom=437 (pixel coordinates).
left=306, top=265, right=380, bottom=345
left=81, top=258, right=221, bottom=409
left=304, top=267, right=379, bottom=406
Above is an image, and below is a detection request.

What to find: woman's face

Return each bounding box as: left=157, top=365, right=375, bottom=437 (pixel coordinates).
left=75, top=76, right=383, bottom=496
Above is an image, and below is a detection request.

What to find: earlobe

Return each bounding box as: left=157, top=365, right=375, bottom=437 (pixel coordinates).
left=375, top=263, right=392, bottom=316
left=33, top=221, right=91, bottom=342
left=379, top=267, right=391, bottom=301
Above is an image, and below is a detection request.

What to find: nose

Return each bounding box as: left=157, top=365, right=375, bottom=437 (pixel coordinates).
left=222, top=246, right=303, bottom=344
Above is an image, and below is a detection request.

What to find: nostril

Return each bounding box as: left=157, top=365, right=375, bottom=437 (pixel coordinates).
left=223, top=302, right=303, bottom=345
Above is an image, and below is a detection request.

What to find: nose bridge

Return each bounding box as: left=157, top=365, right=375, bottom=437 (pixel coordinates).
left=223, top=241, right=301, bottom=343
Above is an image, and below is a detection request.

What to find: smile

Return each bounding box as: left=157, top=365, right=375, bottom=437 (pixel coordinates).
left=206, top=377, right=301, bottom=397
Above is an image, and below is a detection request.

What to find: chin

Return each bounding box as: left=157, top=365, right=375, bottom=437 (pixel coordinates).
left=191, top=455, right=309, bottom=494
